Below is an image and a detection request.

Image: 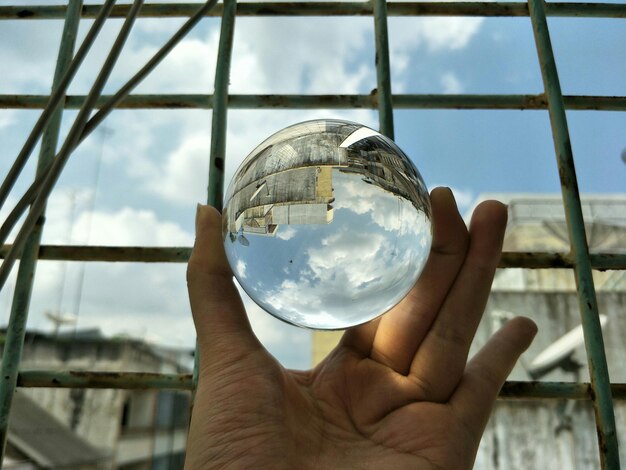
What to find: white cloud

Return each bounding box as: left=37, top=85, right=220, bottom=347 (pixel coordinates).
left=390, top=17, right=484, bottom=54
left=0, top=21, right=60, bottom=93
left=261, top=224, right=426, bottom=329
left=441, top=72, right=463, bottom=94
left=142, top=108, right=377, bottom=207
left=333, top=172, right=429, bottom=235
left=0, top=198, right=197, bottom=349
left=127, top=15, right=379, bottom=206
left=72, top=207, right=192, bottom=246
left=236, top=259, right=247, bottom=279
left=229, top=17, right=375, bottom=94
left=0, top=111, right=17, bottom=130
left=121, top=33, right=218, bottom=94
left=389, top=16, right=484, bottom=90
left=0, top=186, right=309, bottom=362
left=277, top=226, right=296, bottom=241
left=143, top=133, right=211, bottom=205
left=232, top=172, right=433, bottom=330
left=14, top=188, right=193, bottom=247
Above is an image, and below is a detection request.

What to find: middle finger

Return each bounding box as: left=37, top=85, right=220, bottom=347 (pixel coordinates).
left=367, top=187, right=469, bottom=373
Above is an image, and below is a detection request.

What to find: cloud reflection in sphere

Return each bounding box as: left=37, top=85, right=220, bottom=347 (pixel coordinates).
left=222, top=119, right=432, bottom=329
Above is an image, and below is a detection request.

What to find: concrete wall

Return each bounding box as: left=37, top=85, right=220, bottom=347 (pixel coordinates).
left=475, top=291, right=626, bottom=468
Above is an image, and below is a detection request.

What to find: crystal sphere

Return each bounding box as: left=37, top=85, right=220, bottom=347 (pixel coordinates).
left=222, top=119, right=432, bottom=329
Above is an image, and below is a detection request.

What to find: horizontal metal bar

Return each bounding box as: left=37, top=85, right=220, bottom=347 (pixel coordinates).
left=1, top=94, right=625, bottom=111
left=499, top=381, right=626, bottom=400
left=0, top=245, right=624, bottom=268
left=2, top=2, right=626, bottom=19
left=0, top=245, right=192, bottom=262
left=14, top=371, right=626, bottom=399
left=498, top=253, right=626, bottom=271
left=18, top=370, right=193, bottom=390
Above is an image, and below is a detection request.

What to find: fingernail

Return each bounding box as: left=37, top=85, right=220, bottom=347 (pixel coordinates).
left=195, top=203, right=202, bottom=232
left=442, top=186, right=457, bottom=207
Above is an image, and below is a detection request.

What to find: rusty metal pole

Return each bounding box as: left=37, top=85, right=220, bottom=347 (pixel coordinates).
left=193, top=0, right=237, bottom=393
left=527, top=0, right=620, bottom=467
left=0, top=1, right=83, bottom=463
left=373, top=0, right=394, bottom=139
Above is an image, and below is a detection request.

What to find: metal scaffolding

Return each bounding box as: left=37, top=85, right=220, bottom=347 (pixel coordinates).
left=0, top=1, right=623, bottom=468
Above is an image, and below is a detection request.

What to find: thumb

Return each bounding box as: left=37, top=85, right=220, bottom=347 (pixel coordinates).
left=187, top=204, right=261, bottom=361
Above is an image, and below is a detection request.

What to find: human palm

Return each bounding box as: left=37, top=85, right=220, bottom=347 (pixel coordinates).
left=186, top=188, right=537, bottom=469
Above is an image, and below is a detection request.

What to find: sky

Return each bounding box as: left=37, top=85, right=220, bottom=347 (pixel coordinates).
left=0, top=0, right=624, bottom=370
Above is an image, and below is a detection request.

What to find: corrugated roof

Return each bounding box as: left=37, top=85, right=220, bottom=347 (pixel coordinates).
left=8, top=391, right=109, bottom=468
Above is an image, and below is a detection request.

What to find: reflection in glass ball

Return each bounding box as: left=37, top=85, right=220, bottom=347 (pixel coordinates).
left=222, top=119, right=432, bottom=329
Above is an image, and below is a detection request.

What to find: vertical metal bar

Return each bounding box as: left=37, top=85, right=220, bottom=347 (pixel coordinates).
left=207, top=0, right=237, bottom=211
left=373, top=0, right=394, bottom=139
left=527, top=0, right=620, bottom=468
left=0, top=0, right=144, bottom=292
left=194, top=0, right=237, bottom=392
left=0, top=0, right=116, bottom=211
left=0, top=1, right=83, bottom=462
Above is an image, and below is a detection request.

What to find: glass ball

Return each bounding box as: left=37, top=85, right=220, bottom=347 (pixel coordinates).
left=222, top=119, right=432, bottom=329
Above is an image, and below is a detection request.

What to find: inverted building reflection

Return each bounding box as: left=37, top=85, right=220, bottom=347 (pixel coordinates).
left=224, top=120, right=430, bottom=241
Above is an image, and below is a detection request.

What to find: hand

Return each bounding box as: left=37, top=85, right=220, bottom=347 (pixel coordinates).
left=185, top=187, right=537, bottom=470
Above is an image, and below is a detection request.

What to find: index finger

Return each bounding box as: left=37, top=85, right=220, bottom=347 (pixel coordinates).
left=187, top=205, right=260, bottom=359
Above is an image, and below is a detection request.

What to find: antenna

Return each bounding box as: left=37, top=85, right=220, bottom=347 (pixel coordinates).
left=528, top=314, right=608, bottom=379
left=45, top=310, right=77, bottom=337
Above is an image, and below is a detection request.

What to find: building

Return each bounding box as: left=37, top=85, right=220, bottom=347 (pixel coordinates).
left=1, top=328, right=192, bottom=469
left=225, top=120, right=430, bottom=239
left=227, top=166, right=335, bottom=237
left=311, top=194, right=626, bottom=468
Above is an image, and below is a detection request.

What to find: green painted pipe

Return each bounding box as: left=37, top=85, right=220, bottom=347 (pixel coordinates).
left=528, top=0, right=620, bottom=467
left=0, top=245, right=625, bottom=269
left=2, top=2, right=626, bottom=19
left=207, top=0, right=236, bottom=211
left=2, top=93, right=624, bottom=111
left=12, top=371, right=626, bottom=401
left=0, top=1, right=83, bottom=464
left=373, top=0, right=394, bottom=139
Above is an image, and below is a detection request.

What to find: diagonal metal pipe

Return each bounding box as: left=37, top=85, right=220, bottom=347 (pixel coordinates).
left=0, top=0, right=116, bottom=211
left=0, top=0, right=145, bottom=292
left=0, top=0, right=219, bottom=250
